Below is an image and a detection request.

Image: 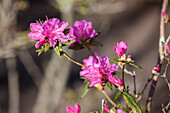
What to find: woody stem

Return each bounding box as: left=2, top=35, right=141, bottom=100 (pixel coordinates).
left=101, top=90, right=117, bottom=107
left=63, top=52, right=87, bottom=68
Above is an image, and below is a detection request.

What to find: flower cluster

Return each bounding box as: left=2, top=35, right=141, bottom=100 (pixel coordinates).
left=69, top=20, right=98, bottom=46
left=28, top=18, right=98, bottom=49
left=28, top=18, right=70, bottom=48
left=80, top=53, right=123, bottom=87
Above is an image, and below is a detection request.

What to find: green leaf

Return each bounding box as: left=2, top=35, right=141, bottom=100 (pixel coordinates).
left=113, top=91, right=122, bottom=101
left=129, top=63, right=143, bottom=71
left=53, top=46, right=64, bottom=58
left=168, top=110, right=170, bottom=113
left=31, top=41, right=37, bottom=44
left=123, top=91, right=142, bottom=113
left=116, top=104, right=120, bottom=109
left=80, top=76, right=87, bottom=80
left=62, top=40, right=75, bottom=46
left=36, top=46, right=45, bottom=56
left=81, top=80, right=91, bottom=98
left=54, top=46, right=60, bottom=56
left=113, top=59, right=120, bottom=62
left=106, top=81, right=113, bottom=91
left=122, top=107, right=130, bottom=112
left=68, top=44, right=84, bottom=51
left=44, top=42, right=50, bottom=52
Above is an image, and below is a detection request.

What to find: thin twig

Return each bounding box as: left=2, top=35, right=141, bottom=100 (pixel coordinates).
left=141, top=76, right=153, bottom=95
left=118, top=63, right=136, bottom=77
left=122, top=64, right=125, bottom=89
left=161, top=58, right=170, bottom=91
left=162, top=101, right=170, bottom=113
left=133, top=75, right=136, bottom=94
left=63, top=51, right=87, bottom=68
left=101, top=90, right=117, bottom=107
left=85, top=44, right=98, bottom=61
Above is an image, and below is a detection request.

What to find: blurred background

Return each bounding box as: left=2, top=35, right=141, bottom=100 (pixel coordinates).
left=0, top=0, right=170, bottom=113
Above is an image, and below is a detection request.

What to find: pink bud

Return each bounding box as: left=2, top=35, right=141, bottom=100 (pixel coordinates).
left=128, top=91, right=131, bottom=94
left=162, top=12, right=167, bottom=16
left=127, top=55, right=132, bottom=59
left=166, top=45, right=170, bottom=52
left=104, top=105, right=110, bottom=112
left=127, top=55, right=132, bottom=61
left=114, top=41, right=128, bottom=57
left=118, top=79, right=124, bottom=86
left=155, top=65, right=159, bottom=72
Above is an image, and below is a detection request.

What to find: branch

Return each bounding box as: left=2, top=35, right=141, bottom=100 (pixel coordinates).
left=146, top=0, right=168, bottom=112
left=161, top=58, right=170, bottom=91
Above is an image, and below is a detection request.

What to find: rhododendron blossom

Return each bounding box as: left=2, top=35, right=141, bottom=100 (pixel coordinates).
left=82, top=66, right=102, bottom=87
left=166, top=45, right=170, bottom=51
left=114, top=41, right=127, bottom=57
left=69, top=20, right=98, bottom=46
left=66, top=103, right=81, bottom=113
left=99, top=56, right=119, bottom=75
left=80, top=53, right=120, bottom=87
left=28, top=18, right=70, bottom=48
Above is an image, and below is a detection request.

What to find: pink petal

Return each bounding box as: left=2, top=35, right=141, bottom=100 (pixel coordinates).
left=74, top=103, right=81, bottom=113
left=108, top=74, right=119, bottom=86
left=118, top=79, right=124, bottom=86
left=30, top=23, right=43, bottom=31
left=117, top=109, right=126, bottom=113
left=58, top=21, right=69, bottom=31
left=166, top=45, right=170, bottom=51
left=66, top=106, right=75, bottom=113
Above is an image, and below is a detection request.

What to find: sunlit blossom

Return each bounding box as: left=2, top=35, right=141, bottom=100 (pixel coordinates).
left=69, top=20, right=98, bottom=46
left=28, top=18, right=69, bottom=48
left=80, top=53, right=119, bottom=87
left=114, top=41, right=127, bottom=57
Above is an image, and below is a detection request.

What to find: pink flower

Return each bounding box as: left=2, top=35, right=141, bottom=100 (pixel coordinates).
left=108, top=74, right=124, bottom=86
left=117, top=109, right=126, bottom=113
left=166, top=45, right=170, bottom=51
left=80, top=53, right=119, bottom=87
left=114, top=41, right=127, bottom=57
left=28, top=18, right=69, bottom=48
left=66, top=103, right=81, bottom=113
left=69, top=20, right=98, bottom=46
left=82, top=53, right=100, bottom=68
left=99, top=56, right=119, bottom=75
left=104, top=105, right=110, bottom=112
left=82, top=66, right=102, bottom=87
